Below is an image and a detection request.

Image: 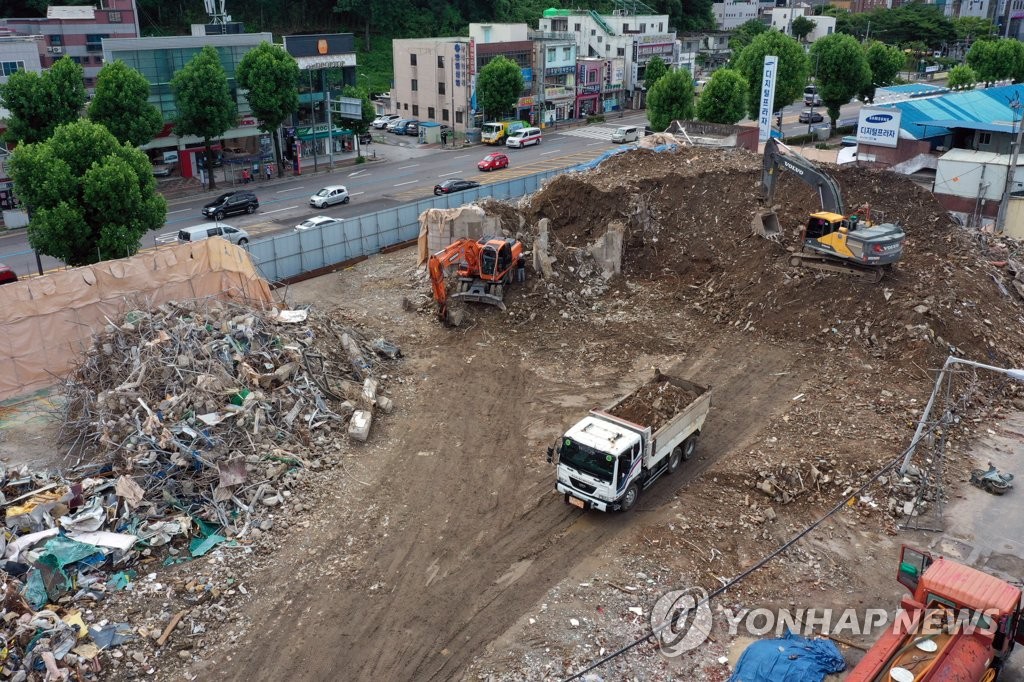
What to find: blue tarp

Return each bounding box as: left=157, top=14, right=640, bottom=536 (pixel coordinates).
left=728, top=631, right=846, bottom=682
left=568, top=143, right=677, bottom=173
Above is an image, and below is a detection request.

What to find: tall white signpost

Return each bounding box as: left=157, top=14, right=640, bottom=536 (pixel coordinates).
left=758, top=56, right=779, bottom=144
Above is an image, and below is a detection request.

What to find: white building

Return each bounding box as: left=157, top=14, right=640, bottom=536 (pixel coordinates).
left=768, top=6, right=835, bottom=42
left=537, top=9, right=676, bottom=107
left=712, top=0, right=760, bottom=30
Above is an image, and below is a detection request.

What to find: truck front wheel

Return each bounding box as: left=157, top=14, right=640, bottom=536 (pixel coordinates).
left=621, top=484, right=640, bottom=512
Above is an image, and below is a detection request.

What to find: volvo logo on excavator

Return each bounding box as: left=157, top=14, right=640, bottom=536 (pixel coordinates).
left=781, top=159, right=805, bottom=176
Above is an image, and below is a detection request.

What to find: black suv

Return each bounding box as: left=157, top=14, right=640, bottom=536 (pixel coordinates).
left=202, top=191, right=259, bottom=220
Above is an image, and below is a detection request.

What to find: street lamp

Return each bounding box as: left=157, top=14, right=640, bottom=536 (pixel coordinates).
left=900, top=355, right=1024, bottom=474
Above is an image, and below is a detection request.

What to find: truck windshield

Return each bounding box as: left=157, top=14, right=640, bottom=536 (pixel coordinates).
left=483, top=124, right=502, bottom=134
left=560, top=439, right=615, bottom=483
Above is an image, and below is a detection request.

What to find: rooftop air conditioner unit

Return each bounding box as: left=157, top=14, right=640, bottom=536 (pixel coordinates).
left=52, top=46, right=63, bottom=53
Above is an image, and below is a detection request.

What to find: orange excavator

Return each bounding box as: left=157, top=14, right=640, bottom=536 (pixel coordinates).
left=428, top=236, right=526, bottom=323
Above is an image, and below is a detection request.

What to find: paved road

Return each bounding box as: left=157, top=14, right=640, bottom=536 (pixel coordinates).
left=0, top=111, right=652, bottom=278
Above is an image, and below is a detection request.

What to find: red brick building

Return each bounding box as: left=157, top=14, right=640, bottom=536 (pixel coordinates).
left=1, top=0, right=141, bottom=88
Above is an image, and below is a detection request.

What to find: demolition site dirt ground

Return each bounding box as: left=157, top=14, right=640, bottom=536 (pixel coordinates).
left=5, top=143, right=1024, bottom=681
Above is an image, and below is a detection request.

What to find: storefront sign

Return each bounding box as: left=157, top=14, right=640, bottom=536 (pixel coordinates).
left=580, top=85, right=600, bottom=94
left=758, top=55, right=778, bottom=143
left=856, top=107, right=902, bottom=148
left=546, top=65, right=575, bottom=76
left=238, top=116, right=258, bottom=127
left=518, top=96, right=535, bottom=107
left=468, top=39, right=476, bottom=75
left=283, top=34, right=357, bottom=71
left=544, top=86, right=573, bottom=99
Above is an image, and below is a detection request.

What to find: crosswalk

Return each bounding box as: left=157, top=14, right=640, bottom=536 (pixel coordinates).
left=553, top=125, right=623, bottom=141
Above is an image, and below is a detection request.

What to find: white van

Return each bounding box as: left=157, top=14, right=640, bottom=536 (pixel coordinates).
left=611, top=125, right=640, bottom=143
left=506, top=126, right=542, bottom=148
left=177, top=223, right=250, bottom=246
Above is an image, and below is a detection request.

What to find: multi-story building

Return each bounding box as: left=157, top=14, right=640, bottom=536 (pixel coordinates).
left=537, top=5, right=676, bottom=110
left=391, top=38, right=473, bottom=135
left=102, top=33, right=274, bottom=178
left=1, top=0, right=141, bottom=88
left=470, top=24, right=536, bottom=123
left=712, top=0, right=761, bottom=30
left=530, top=30, right=577, bottom=125
left=0, top=34, right=43, bottom=85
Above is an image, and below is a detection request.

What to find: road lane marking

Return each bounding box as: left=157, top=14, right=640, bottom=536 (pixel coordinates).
left=167, top=208, right=189, bottom=214
left=454, top=154, right=471, bottom=159
left=349, top=191, right=365, bottom=197
left=260, top=205, right=298, bottom=216
left=540, top=149, right=563, bottom=155
left=349, top=169, right=367, bottom=177
left=277, top=187, right=305, bottom=193
left=394, top=180, right=418, bottom=186
left=587, top=141, right=604, bottom=146
left=398, top=164, right=419, bottom=169
left=439, top=170, right=462, bottom=177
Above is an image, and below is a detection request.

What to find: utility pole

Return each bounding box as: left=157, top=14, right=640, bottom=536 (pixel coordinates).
left=996, top=96, right=1023, bottom=233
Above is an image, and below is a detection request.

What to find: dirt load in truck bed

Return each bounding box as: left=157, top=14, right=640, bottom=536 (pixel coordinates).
left=606, top=375, right=701, bottom=431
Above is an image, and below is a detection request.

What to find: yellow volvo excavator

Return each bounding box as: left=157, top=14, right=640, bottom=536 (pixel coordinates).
left=752, top=139, right=905, bottom=282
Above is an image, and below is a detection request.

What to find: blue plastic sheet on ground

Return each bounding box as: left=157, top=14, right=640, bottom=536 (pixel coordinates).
left=189, top=533, right=226, bottom=557
left=568, top=142, right=677, bottom=173
left=89, top=622, right=134, bottom=649
left=24, top=536, right=105, bottom=608
left=728, top=630, right=846, bottom=682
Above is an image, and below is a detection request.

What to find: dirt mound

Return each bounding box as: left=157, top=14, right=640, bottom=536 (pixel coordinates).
left=607, top=375, right=701, bottom=430
left=507, top=146, right=1024, bottom=369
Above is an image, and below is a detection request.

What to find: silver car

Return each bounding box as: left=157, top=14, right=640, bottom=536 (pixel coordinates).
left=177, top=223, right=250, bottom=246
left=295, top=216, right=342, bottom=232
left=309, top=185, right=350, bottom=208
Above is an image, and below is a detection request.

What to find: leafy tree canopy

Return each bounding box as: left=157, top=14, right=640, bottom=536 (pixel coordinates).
left=170, top=46, right=237, bottom=190
left=643, top=56, right=668, bottom=88
left=88, top=60, right=163, bottom=146
left=810, top=33, right=871, bottom=132
left=0, top=56, right=85, bottom=145
left=647, top=68, right=695, bottom=131
left=695, top=68, right=748, bottom=125
left=947, top=64, right=978, bottom=90
left=236, top=42, right=300, bottom=177
left=729, top=19, right=769, bottom=54
left=791, top=15, right=816, bottom=42
left=476, top=56, right=523, bottom=120
left=860, top=40, right=906, bottom=102
left=8, top=120, right=166, bottom=266
left=953, top=16, right=996, bottom=42
left=734, top=30, right=809, bottom=120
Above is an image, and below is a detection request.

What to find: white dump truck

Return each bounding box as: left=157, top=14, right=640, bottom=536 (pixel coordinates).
left=548, top=371, right=711, bottom=512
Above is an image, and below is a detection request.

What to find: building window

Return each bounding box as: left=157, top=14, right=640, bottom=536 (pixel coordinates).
left=547, top=48, right=556, bottom=61
left=456, top=110, right=463, bottom=123
left=624, top=24, right=630, bottom=31
left=437, top=55, right=444, bottom=68
left=1, top=61, right=24, bottom=76
left=442, top=108, right=449, bottom=121
left=979, top=132, right=992, bottom=145
left=49, top=35, right=62, bottom=46
left=563, top=47, right=571, bottom=59
left=574, top=23, right=581, bottom=31
left=412, top=105, right=419, bottom=115
left=411, top=79, right=418, bottom=91
left=410, top=53, right=417, bottom=66
left=438, top=81, right=445, bottom=95
left=659, top=22, right=664, bottom=31
left=617, top=47, right=625, bottom=56
left=640, top=23, right=646, bottom=31
left=86, top=34, right=107, bottom=52
left=597, top=36, right=602, bottom=43
left=591, top=29, right=596, bottom=36
left=404, top=103, right=409, bottom=110
left=428, top=106, right=435, bottom=118
left=108, top=10, right=122, bottom=22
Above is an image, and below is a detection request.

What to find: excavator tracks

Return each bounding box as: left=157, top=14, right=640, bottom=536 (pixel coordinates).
left=788, top=252, right=885, bottom=283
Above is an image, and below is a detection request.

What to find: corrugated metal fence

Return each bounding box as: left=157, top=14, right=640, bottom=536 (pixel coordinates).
left=247, top=169, right=564, bottom=283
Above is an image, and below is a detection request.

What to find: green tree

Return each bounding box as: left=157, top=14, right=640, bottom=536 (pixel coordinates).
left=947, top=64, right=978, bottom=90
left=88, top=60, right=163, bottom=147
left=643, top=56, right=668, bottom=88
left=810, top=34, right=870, bottom=133
left=734, top=30, right=809, bottom=120
left=647, top=68, right=696, bottom=131
left=861, top=41, right=906, bottom=102
left=997, top=39, right=1024, bottom=83
left=695, top=68, right=748, bottom=124
left=861, top=3, right=954, bottom=49
left=0, top=56, right=86, bottom=145
left=236, top=42, right=299, bottom=179
left=170, top=46, right=237, bottom=191
left=8, top=120, right=166, bottom=266
left=341, top=85, right=376, bottom=159
left=729, top=19, right=769, bottom=54
left=476, top=56, right=523, bottom=120
left=967, top=39, right=1001, bottom=85
left=953, top=16, right=996, bottom=42
left=791, top=15, right=816, bottom=42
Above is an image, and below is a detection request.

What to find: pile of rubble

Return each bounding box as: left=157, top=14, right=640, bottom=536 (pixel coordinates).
left=0, top=300, right=400, bottom=680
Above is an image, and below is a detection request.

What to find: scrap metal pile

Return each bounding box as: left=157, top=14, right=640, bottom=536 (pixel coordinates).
left=0, top=300, right=399, bottom=680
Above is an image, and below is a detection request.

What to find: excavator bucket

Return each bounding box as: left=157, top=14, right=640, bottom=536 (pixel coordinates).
left=751, top=209, right=782, bottom=241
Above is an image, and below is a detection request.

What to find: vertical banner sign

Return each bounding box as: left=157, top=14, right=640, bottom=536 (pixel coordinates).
left=758, top=55, right=779, bottom=143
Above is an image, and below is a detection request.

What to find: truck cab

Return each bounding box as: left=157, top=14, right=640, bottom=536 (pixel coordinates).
left=481, top=120, right=526, bottom=145
left=553, top=417, right=643, bottom=512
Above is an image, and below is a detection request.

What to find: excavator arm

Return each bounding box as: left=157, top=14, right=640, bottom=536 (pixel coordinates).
left=427, top=239, right=481, bottom=322
left=760, top=138, right=845, bottom=215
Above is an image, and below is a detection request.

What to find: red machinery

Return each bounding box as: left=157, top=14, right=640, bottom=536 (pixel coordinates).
left=427, top=236, right=525, bottom=323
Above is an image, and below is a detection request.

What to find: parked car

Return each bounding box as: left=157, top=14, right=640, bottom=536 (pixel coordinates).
left=611, top=125, right=640, bottom=143
left=295, top=216, right=342, bottom=232
left=202, top=191, right=259, bottom=220
left=404, top=121, right=420, bottom=136
left=395, top=119, right=419, bottom=135
left=309, top=185, right=350, bottom=208
left=177, top=223, right=250, bottom=246
left=477, top=152, right=509, bottom=171
left=505, top=126, right=542, bottom=148
left=434, top=178, right=481, bottom=195
left=386, top=118, right=407, bottom=132
left=0, top=262, right=17, bottom=286
left=372, top=114, right=400, bottom=129
left=358, top=132, right=373, bottom=145
left=841, top=135, right=858, bottom=147
left=798, top=110, right=825, bottom=124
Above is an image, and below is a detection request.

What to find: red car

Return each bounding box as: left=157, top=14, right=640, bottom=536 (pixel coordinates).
left=0, top=263, right=17, bottom=286
left=477, top=152, right=509, bottom=172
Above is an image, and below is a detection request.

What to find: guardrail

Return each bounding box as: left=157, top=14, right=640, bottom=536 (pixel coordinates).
left=246, top=169, right=564, bottom=282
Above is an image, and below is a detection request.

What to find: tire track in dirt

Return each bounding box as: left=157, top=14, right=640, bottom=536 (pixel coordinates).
left=209, top=331, right=813, bottom=681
